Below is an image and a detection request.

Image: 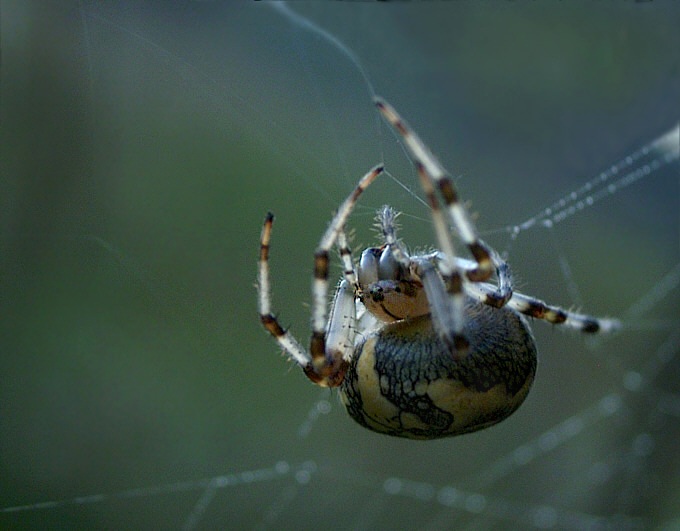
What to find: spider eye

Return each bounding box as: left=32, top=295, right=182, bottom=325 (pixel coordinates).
left=378, top=245, right=400, bottom=280
left=358, top=248, right=380, bottom=286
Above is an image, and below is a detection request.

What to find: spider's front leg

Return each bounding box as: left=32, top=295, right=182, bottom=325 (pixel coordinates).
left=259, top=166, right=383, bottom=388
left=304, top=278, right=357, bottom=387
left=306, top=165, right=383, bottom=385
left=258, top=214, right=357, bottom=388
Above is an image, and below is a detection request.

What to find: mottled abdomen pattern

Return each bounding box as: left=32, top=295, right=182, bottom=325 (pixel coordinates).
left=340, top=299, right=538, bottom=439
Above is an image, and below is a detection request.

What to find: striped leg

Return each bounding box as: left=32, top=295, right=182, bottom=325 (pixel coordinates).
left=258, top=213, right=362, bottom=388
left=476, top=247, right=514, bottom=309
left=258, top=165, right=383, bottom=387
left=310, top=165, right=383, bottom=379
left=413, top=162, right=468, bottom=351
left=336, top=228, right=358, bottom=290
left=507, top=292, right=621, bottom=333
left=466, top=282, right=622, bottom=333
left=375, top=97, right=494, bottom=282
left=258, top=213, right=313, bottom=368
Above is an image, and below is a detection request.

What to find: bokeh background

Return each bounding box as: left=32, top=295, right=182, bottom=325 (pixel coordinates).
left=1, top=2, right=679, bottom=529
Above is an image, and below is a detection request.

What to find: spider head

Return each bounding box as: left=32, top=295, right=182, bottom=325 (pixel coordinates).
left=357, top=244, right=429, bottom=322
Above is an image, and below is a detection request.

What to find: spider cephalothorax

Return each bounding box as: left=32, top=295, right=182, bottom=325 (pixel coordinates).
left=258, top=98, right=620, bottom=439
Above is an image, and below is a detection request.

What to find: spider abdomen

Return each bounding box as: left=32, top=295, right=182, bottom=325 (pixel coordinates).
left=340, top=299, right=538, bottom=439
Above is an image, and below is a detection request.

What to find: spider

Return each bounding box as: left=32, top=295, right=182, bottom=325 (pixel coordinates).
left=258, top=97, right=621, bottom=440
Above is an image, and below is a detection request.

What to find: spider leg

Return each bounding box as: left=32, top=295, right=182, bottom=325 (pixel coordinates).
left=375, top=97, right=494, bottom=282
left=258, top=213, right=313, bottom=367
left=324, top=228, right=361, bottom=363
left=466, top=282, right=622, bottom=333
left=413, top=163, right=468, bottom=351
left=413, top=258, right=468, bottom=355
left=258, top=214, right=365, bottom=388
left=469, top=246, right=514, bottom=308
left=336, top=228, right=358, bottom=289
left=324, top=279, right=357, bottom=363
left=310, top=165, right=383, bottom=380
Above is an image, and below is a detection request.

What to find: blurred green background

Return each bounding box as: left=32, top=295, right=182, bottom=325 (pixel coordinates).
left=1, top=2, right=679, bottom=529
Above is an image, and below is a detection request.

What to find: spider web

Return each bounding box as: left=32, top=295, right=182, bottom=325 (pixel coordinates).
left=2, top=2, right=679, bottom=530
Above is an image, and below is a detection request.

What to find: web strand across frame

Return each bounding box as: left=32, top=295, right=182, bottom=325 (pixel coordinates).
left=511, top=124, right=679, bottom=236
